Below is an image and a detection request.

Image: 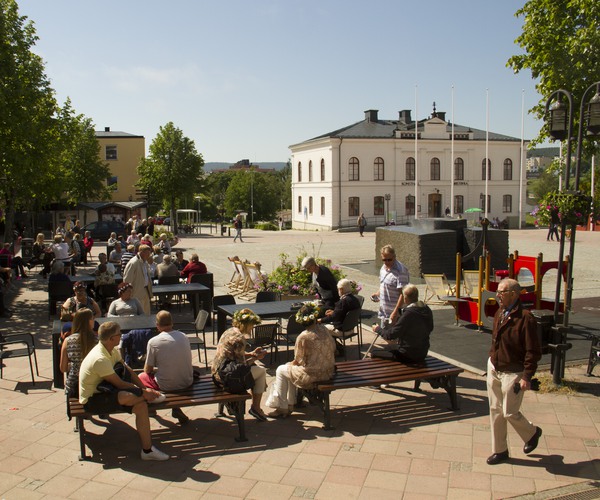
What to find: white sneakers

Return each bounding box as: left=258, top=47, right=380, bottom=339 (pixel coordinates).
left=149, top=393, right=166, bottom=404
left=141, top=445, right=169, bottom=461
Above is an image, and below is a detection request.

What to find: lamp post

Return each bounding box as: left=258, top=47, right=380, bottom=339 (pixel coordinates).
left=545, top=82, right=600, bottom=327
left=384, top=193, right=391, bottom=225
left=545, top=82, right=600, bottom=384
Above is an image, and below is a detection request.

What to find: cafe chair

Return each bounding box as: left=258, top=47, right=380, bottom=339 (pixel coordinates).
left=97, top=283, right=119, bottom=314
left=157, top=275, right=182, bottom=310
left=255, top=291, right=281, bottom=302
left=283, top=314, right=305, bottom=361
left=332, top=308, right=362, bottom=360
left=0, top=332, right=39, bottom=385
left=246, top=323, right=278, bottom=365
left=175, top=309, right=209, bottom=369
left=211, top=294, right=236, bottom=342
left=48, top=281, right=74, bottom=319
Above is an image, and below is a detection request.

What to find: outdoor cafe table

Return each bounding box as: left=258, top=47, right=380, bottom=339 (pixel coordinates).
left=51, top=315, right=156, bottom=389
left=152, top=282, right=209, bottom=319
left=216, top=299, right=303, bottom=339
left=69, top=274, right=123, bottom=284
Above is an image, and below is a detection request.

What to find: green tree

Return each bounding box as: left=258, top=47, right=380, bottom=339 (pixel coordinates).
left=528, top=159, right=561, bottom=202
left=57, top=99, right=111, bottom=211
left=224, top=168, right=279, bottom=222
left=0, top=0, right=59, bottom=241
left=137, top=122, right=204, bottom=234
left=508, top=0, right=600, bottom=146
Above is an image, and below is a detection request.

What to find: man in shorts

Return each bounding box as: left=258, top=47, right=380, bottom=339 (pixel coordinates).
left=78, top=321, right=169, bottom=461
left=139, top=310, right=194, bottom=424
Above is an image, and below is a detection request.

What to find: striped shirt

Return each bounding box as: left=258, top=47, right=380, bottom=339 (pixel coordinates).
left=379, top=260, right=410, bottom=319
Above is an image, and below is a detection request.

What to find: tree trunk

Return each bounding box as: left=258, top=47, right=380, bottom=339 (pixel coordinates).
left=170, top=195, right=177, bottom=235
left=3, top=192, right=16, bottom=243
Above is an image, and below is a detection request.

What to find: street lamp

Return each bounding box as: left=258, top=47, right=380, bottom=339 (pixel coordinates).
left=384, top=193, right=391, bottom=225
left=545, top=82, right=600, bottom=383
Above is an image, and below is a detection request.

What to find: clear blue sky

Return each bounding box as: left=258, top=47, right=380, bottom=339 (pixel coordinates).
left=19, top=0, right=542, bottom=163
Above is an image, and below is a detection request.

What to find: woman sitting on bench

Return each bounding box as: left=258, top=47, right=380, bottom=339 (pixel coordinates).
left=265, top=302, right=336, bottom=418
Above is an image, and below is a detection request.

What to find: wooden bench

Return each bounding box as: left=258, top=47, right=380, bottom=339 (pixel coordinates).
left=67, top=375, right=251, bottom=460
left=300, top=356, right=464, bottom=430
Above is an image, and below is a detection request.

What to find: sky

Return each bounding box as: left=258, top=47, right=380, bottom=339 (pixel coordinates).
left=18, top=0, right=543, bottom=163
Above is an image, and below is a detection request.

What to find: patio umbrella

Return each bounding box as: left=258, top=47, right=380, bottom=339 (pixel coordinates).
left=464, top=207, right=483, bottom=213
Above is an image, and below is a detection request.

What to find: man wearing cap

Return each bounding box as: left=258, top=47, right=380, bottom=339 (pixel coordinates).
left=301, top=256, right=339, bottom=309
left=123, top=245, right=153, bottom=315
left=139, top=311, right=193, bottom=424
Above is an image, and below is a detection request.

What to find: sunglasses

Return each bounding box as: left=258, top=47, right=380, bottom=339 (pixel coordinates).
left=382, top=258, right=394, bottom=262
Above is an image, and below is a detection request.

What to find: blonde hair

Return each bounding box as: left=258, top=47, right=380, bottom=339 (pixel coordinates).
left=211, top=328, right=247, bottom=380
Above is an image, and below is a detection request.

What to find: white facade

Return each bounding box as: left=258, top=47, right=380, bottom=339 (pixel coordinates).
left=290, top=109, right=528, bottom=230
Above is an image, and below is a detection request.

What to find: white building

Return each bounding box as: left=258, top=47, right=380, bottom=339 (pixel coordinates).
left=289, top=106, right=528, bottom=230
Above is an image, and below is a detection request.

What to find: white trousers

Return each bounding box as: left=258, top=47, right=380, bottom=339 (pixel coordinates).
left=250, top=365, right=267, bottom=394
left=265, top=364, right=296, bottom=410
left=486, top=358, right=537, bottom=453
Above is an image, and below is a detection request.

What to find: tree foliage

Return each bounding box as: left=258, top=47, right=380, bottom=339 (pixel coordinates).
left=0, top=0, right=59, bottom=240
left=507, top=0, right=600, bottom=146
left=223, top=169, right=280, bottom=222
left=137, top=122, right=204, bottom=233
left=57, top=99, right=111, bottom=206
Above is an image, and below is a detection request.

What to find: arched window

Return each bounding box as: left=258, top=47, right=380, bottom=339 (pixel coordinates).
left=430, top=157, right=440, bottom=180
left=308, top=196, right=313, bottom=214
left=405, top=195, right=415, bottom=216
left=297, top=196, right=302, bottom=213
left=454, top=157, right=464, bottom=180
left=503, top=194, right=512, bottom=213
left=454, top=195, right=464, bottom=214
left=297, top=162, right=302, bottom=182
left=374, top=196, right=384, bottom=215
left=373, top=157, right=384, bottom=181
left=308, top=160, right=313, bottom=182
left=320, top=159, right=325, bottom=181
left=348, top=197, right=360, bottom=216
left=405, top=157, right=415, bottom=181
left=348, top=157, right=360, bottom=181
left=503, top=158, right=513, bottom=180
left=320, top=197, right=325, bottom=215
left=482, top=158, right=491, bottom=180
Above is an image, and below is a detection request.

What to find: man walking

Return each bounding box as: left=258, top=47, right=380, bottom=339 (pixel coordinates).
left=486, top=278, right=542, bottom=465
left=357, top=213, right=367, bottom=237
left=233, top=214, right=244, bottom=243
left=139, top=311, right=194, bottom=424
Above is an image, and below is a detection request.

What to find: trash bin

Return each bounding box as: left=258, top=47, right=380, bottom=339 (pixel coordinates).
left=220, top=224, right=227, bottom=236
left=530, top=309, right=555, bottom=354
left=21, top=238, right=34, bottom=263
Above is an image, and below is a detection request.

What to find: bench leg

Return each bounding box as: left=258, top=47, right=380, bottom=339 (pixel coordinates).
left=229, top=401, right=248, bottom=442
left=322, top=391, right=333, bottom=431
left=423, top=375, right=460, bottom=411
left=215, top=402, right=225, bottom=417
left=77, top=417, right=88, bottom=461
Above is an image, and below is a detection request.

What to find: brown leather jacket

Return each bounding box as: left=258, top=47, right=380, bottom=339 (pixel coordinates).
left=489, top=300, right=541, bottom=381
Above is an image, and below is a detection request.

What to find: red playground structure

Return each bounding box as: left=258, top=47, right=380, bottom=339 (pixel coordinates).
left=449, top=251, right=568, bottom=330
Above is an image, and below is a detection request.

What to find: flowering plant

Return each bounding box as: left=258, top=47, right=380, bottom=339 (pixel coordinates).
left=232, top=308, right=261, bottom=326
left=349, top=280, right=362, bottom=295
left=295, top=301, right=325, bottom=326
left=257, top=252, right=346, bottom=297
left=534, top=190, right=593, bottom=227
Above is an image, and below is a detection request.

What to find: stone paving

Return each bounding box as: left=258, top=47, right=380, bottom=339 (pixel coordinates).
left=0, top=226, right=599, bottom=499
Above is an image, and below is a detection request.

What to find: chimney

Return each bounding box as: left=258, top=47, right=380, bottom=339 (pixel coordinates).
left=104, top=127, right=110, bottom=132
left=436, top=111, right=446, bottom=121
left=398, top=109, right=412, bottom=124
left=364, top=109, right=378, bottom=123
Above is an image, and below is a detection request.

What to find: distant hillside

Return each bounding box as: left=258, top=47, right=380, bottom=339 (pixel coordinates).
left=204, top=162, right=288, bottom=172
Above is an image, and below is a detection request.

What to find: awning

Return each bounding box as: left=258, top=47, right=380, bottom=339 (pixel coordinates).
left=78, top=201, right=146, bottom=211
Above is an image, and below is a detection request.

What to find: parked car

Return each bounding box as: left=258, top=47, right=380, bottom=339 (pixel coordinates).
left=81, top=220, right=126, bottom=241
left=162, top=217, right=171, bottom=226
left=155, top=215, right=166, bottom=224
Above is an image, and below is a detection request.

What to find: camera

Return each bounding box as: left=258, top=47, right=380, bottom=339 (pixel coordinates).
left=513, top=377, right=540, bottom=394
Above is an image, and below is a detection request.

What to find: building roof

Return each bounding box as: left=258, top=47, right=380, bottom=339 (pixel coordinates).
left=95, top=129, right=144, bottom=139
left=78, top=201, right=146, bottom=210
left=292, top=108, right=521, bottom=148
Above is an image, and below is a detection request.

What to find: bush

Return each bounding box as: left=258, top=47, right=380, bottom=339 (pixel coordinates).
left=254, top=222, right=278, bottom=231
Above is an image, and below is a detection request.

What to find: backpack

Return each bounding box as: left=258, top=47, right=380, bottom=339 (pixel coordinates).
left=213, top=359, right=254, bottom=394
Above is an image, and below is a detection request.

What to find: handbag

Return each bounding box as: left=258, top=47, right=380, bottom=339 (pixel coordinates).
left=213, top=358, right=255, bottom=394
left=96, top=362, right=142, bottom=396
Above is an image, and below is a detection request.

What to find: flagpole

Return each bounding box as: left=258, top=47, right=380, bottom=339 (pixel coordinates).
left=450, top=85, right=455, bottom=217
left=415, top=84, right=419, bottom=220
left=519, top=89, right=525, bottom=229
left=485, top=89, right=489, bottom=220
left=591, top=155, right=596, bottom=231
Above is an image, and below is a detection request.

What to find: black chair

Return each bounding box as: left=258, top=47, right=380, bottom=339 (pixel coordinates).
left=175, top=309, right=209, bottom=369
left=0, top=332, right=39, bottom=384
left=334, top=308, right=363, bottom=360
left=255, top=291, right=281, bottom=302
left=283, top=314, right=305, bottom=360
left=48, top=281, right=74, bottom=319
left=247, top=323, right=278, bottom=364
left=190, top=272, right=213, bottom=317
left=212, top=294, right=236, bottom=342
left=97, top=283, right=119, bottom=313
left=157, top=275, right=181, bottom=309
